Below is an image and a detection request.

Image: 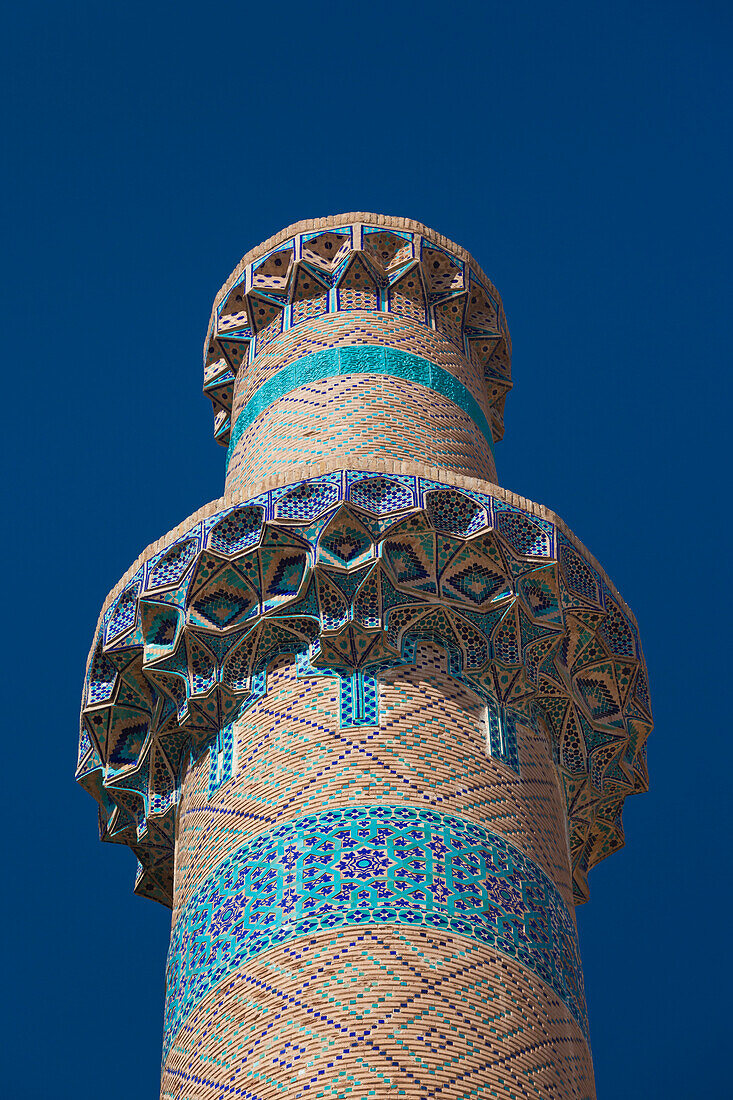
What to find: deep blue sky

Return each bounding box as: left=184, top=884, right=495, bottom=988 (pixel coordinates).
left=2, top=3, right=730, bottom=1097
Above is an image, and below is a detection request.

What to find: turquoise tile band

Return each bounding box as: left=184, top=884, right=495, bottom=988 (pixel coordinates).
left=226, top=346, right=495, bottom=465
left=163, top=805, right=587, bottom=1055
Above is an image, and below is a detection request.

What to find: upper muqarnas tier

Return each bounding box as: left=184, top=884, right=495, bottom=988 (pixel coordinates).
left=203, top=214, right=511, bottom=448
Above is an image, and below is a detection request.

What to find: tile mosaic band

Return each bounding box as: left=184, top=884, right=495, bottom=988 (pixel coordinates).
left=163, top=805, right=588, bottom=1056
left=226, top=346, right=496, bottom=465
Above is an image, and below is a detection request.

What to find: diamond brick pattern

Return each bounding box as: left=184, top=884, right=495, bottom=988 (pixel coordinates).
left=160, top=929, right=595, bottom=1100
left=173, top=646, right=575, bottom=918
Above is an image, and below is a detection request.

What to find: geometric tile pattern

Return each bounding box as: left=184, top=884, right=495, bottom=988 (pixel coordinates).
left=77, top=470, right=652, bottom=906
left=204, top=218, right=512, bottom=446
left=163, top=806, right=588, bottom=1057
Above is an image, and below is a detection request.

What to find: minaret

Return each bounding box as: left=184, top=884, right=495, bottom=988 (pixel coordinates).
left=78, top=214, right=652, bottom=1099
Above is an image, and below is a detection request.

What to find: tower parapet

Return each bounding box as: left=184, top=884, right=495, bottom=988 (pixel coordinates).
left=203, top=215, right=511, bottom=491
left=78, top=214, right=652, bottom=1098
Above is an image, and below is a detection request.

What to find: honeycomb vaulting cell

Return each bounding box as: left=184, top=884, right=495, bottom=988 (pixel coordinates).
left=78, top=214, right=652, bottom=1098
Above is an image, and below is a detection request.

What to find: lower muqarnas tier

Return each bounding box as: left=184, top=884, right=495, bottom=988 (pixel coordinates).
left=77, top=467, right=651, bottom=909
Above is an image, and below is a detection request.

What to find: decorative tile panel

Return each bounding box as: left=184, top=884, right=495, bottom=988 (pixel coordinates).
left=163, top=806, right=588, bottom=1056
left=208, top=670, right=267, bottom=796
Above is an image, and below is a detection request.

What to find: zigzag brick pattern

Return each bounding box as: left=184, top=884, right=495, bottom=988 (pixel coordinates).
left=78, top=214, right=652, bottom=1097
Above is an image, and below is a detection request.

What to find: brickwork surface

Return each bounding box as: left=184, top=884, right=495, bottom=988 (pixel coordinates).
left=225, top=374, right=497, bottom=495
left=161, top=929, right=595, bottom=1100
left=231, top=313, right=492, bottom=421
left=173, top=647, right=574, bottom=919
left=162, top=645, right=594, bottom=1093
left=222, top=297, right=504, bottom=495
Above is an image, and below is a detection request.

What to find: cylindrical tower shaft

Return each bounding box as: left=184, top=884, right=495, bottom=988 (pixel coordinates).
left=224, top=316, right=499, bottom=493
left=78, top=215, right=652, bottom=1100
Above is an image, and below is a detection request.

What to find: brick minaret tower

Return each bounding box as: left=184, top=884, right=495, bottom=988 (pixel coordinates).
left=78, top=215, right=652, bottom=1098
